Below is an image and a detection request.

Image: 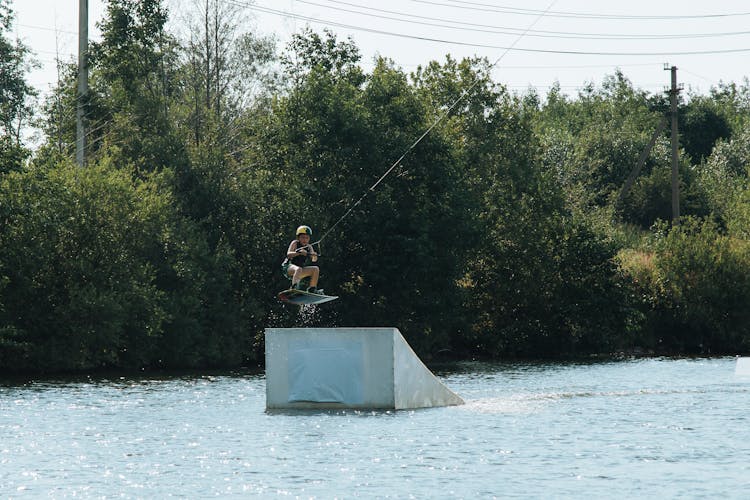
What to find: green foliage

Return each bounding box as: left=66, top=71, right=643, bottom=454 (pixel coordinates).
left=461, top=178, right=631, bottom=358
left=172, top=0, right=278, bottom=148
left=707, top=79, right=750, bottom=135
left=0, top=0, right=36, bottom=144
left=0, top=134, right=28, bottom=173
left=723, top=169, right=750, bottom=240
left=536, top=72, right=664, bottom=213
left=95, top=0, right=170, bottom=99
left=8, top=13, right=750, bottom=374
left=281, top=27, right=364, bottom=86
left=35, top=60, right=78, bottom=160
left=0, top=159, right=255, bottom=373
left=680, top=95, right=731, bottom=162
left=0, top=160, right=168, bottom=371
left=536, top=73, right=716, bottom=229
left=622, top=218, right=750, bottom=354
left=88, top=0, right=184, bottom=171
left=256, top=47, right=473, bottom=355
left=619, top=142, right=711, bottom=227
left=697, top=125, right=750, bottom=222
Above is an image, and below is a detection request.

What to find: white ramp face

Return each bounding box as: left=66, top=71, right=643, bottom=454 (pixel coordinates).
left=265, top=328, right=464, bottom=410
left=393, top=330, right=464, bottom=409
left=736, top=357, right=750, bottom=376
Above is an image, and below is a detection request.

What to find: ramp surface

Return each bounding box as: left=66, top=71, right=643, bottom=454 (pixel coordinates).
left=265, top=328, right=464, bottom=410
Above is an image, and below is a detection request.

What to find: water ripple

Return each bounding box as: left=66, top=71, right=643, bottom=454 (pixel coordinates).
left=1, top=358, right=749, bottom=497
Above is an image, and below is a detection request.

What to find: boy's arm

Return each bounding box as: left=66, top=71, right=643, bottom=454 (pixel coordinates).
left=287, top=241, right=303, bottom=259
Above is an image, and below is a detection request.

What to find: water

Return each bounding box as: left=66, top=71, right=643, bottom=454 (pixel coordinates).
left=2, top=358, right=749, bottom=498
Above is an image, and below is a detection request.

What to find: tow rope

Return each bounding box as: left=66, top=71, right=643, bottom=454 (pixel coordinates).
left=309, top=0, right=559, bottom=251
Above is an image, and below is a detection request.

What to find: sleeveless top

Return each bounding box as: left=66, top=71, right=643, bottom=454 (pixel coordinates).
left=285, top=240, right=309, bottom=267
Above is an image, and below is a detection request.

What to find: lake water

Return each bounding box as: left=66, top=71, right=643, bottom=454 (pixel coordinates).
left=2, top=358, right=749, bottom=498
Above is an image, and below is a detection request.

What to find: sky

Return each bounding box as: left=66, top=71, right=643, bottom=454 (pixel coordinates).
left=12, top=0, right=750, bottom=102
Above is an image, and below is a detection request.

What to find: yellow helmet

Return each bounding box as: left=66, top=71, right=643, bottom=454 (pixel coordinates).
left=296, top=225, right=312, bottom=237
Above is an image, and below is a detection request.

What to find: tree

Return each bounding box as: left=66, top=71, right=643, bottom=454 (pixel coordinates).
left=680, top=94, right=731, bottom=162
left=533, top=72, right=717, bottom=228
left=254, top=32, right=474, bottom=354
left=0, top=155, right=261, bottom=373
left=538, top=72, right=664, bottom=210
left=0, top=0, right=36, bottom=171
left=172, top=0, right=278, bottom=147
left=0, top=159, right=171, bottom=371
left=627, top=218, right=750, bottom=354
left=35, top=59, right=92, bottom=164
left=89, top=0, right=184, bottom=171
left=707, top=79, right=750, bottom=135
left=428, top=67, right=635, bottom=358
left=697, top=125, right=750, bottom=223
left=281, top=27, right=364, bottom=86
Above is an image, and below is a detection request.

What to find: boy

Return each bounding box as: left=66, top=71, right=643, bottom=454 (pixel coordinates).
left=281, top=225, right=322, bottom=294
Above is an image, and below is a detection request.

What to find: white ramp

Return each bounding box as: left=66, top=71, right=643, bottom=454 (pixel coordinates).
left=736, top=357, right=750, bottom=376
left=265, top=328, right=464, bottom=410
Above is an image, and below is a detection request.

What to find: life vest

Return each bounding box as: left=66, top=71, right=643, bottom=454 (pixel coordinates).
left=284, top=240, right=310, bottom=267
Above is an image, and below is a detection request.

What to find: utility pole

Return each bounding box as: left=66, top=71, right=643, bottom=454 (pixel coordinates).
left=664, top=64, right=682, bottom=225
left=76, top=0, right=88, bottom=167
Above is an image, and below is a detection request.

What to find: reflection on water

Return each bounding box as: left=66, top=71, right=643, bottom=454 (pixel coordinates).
left=2, top=358, right=749, bottom=497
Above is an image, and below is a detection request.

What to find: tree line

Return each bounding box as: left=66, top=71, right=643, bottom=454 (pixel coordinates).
left=1, top=0, right=749, bottom=374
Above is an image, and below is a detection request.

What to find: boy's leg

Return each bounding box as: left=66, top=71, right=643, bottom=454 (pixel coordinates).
left=288, top=265, right=303, bottom=289
left=294, top=267, right=318, bottom=283
left=308, top=266, right=319, bottom=287
left=305, top=267, right=321, bottom=293
left=291, top=266, right=321, bottom=292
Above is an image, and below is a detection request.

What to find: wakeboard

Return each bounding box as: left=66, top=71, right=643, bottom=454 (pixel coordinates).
left=277, top=288, right=339, bottom=305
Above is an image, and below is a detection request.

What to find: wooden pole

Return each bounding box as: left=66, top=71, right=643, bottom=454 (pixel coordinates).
left=76, top=0, right=88, bottom=166
left=666, top=64, right=681, bottom=224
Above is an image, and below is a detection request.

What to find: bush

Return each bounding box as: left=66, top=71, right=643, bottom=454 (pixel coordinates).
left=0, top=159, right=253, bottom=373
left=622, top=218, right=750, bottom=354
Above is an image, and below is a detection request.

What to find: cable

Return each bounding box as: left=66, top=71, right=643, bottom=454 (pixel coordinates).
left=411, top=0, right=750, bottom=20
left=365, top=60, right=662, bottom=70
left=304, top=0, right=560, bottom=246
left=241, top=2, right=750, bottom=56
left=680, top=68, right=717, bottom=84
left=302, top=0, right=750, bottom=40
left=18, top=24, right=77, bottom=36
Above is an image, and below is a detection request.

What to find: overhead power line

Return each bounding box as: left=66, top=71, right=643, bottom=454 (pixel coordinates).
left=307, top=0, right=562, bottom=246
left=412, top=0, right=750, bottom=20
left=308, top=0, right=750, bottom=40
left=19, top=24, right=77, bottom=36
left=238, top=2, right=750, bottom=56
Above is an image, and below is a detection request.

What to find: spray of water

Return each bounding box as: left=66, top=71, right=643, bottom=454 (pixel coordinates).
left=295, top=304, right=320, bottom=326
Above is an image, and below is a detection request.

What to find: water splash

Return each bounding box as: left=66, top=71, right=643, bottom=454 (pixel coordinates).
left=461, top=396, right=545, bottom=414
left=295, top=304, right=320, bottom=326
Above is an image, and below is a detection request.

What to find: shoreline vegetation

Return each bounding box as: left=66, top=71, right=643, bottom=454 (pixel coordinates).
left=2, top=1, right=749, bottom=375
